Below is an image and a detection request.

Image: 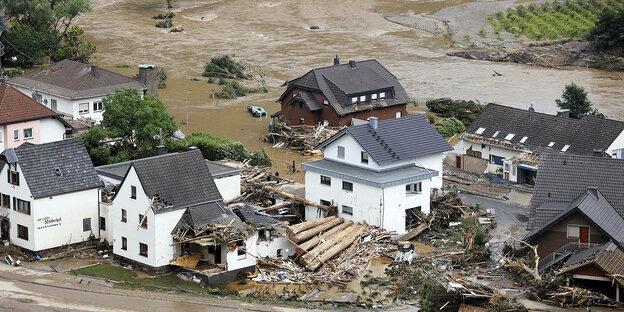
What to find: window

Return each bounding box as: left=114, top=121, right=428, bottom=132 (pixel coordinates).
left=351, top=97, right=357, bottom=104
left=359, top=95, right=366, bottom=102
left=93, top=101, right=103, bottom=112
left=548, top=141, right=555, bottom=147
left=504, top=133, right=515, bottom=141
left=83, top=218, right=91, bottom=232
left=342, top=181, right=353, bottom=192
left=299, top=117, right=305, bottom=125
left=492, top=130, right=500, bottom=138
left=323, top=99, right=329, bottom=106
left=361, top=151, right=368, bottom=164
left=320, top=199, right=331, bottom=206
left=14, top=198, right=30, bottom=215
left=17, top=224, right=28, bottom=240
left=51, top=99, right=57, bottom=111
left=13, top=130, right=18, bottom=141
left=520, top=136, right=528, bottom=143
left=475, top=127, right=486, bottom=135
left=100, top=217, right=106, bottom=231
left=78, top=103, right=89, bottom=114
left=139, top=214, right=147, bottom=229
left=131, top=186, right=136, bottom=199
left=379, top=92, right=386, bottom=99
left=23, top=128, right=33, bottom=139
left=0, top=194, right=9, bottom=208
left=342, top=205, right=353, bottom=215
left=121, top=209, right=127, bottom=222
left=237, top=240, right=246, bottom=259
left=395, top=111, right=401, bottom=118
left=337, top=146, right=345, bottom=159
left=512, top=165, right=517, bottom=176
left=406, top=182, right=422, bottom=194
left=8, top=170, right=19, bottom=186
left=371, top=93, right=377, bottom=100
left=567, top=225, right=580, bottom=238
left=139, top=242, right=148, bottom=257
left=299, top=102, right=304, bottom=109
left=121, top=237, right=127, bottom=250
left=561, top=144, right=570, bottom=152
left=320, top=175, right=331, bottom=186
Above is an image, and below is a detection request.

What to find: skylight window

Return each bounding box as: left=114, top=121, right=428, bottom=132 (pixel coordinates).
left=492, top=130, right=500, bottom=138
left=504, top=133, right=515, bottom=141
left=520, top=136, right=528, bottom=143
left=475, top=127, right=486, bottom=135
left=561, top=145, right=570, bottom=152
left=548, top=142, right=555, bottom=147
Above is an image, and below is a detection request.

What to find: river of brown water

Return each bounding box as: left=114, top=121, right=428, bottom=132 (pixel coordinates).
left=77, top=0, right=624, bottom=180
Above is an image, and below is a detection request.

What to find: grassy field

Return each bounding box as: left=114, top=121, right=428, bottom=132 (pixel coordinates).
left=488, top=0, right=624, bottom=40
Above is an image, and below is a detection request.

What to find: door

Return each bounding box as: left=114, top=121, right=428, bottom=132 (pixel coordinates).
left=579, top=226, right=589, bottom=244
left=456, top=156, right=462, bottom=169
left=504, top=172, right=509, bottom=180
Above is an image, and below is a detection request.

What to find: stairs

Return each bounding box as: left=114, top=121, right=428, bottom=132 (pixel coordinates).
left=538, top=242, right=596, bottom=273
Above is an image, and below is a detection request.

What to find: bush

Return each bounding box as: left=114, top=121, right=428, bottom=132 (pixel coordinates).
left=212, top=80, right=268, bottom=99
left=425, top=98, right=484, bottom=126
left=202, top=55, right=250, bottom=79
left=434, top=118, right=466, bottom=138
left=588, top=8, right=624, bottom=50
left=249, top=149, right=272, bottom=167
left=419, top=276, right=460, bottom=312
left=1, top=68, right=24, bottom=78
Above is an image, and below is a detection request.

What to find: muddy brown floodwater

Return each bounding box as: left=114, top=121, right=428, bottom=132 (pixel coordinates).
left=78, top=0, right=623, bottom=180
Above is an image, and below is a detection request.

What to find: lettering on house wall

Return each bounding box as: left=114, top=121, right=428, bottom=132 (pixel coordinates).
left=36, top=216, right=62, bottom=229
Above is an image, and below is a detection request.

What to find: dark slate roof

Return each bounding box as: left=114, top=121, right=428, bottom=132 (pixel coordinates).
left=464, top=104, right=624, bottom=156
left=9, top=59, right=146, bottom=100
left=278, top=60, right=410, bottom=116
left=176, top=201, right=243, bottom=230
left=233, top=204, right=280, bottom=227
left=2, top=139, right=102, bottom=198
left=288, top=91, right=322, bottom=111
left=317, top=115, right=452, bottom=166
left=97, top=157, right=240, bottom=182
left=527, top=189, right=624, bottom=247
left=564, top=243, right=607, bottom=268
left=130, top=150, right=223, bottom=211
left=528, top=154, right=624, bottom=230
left=559, top=242, right=624, bottom=287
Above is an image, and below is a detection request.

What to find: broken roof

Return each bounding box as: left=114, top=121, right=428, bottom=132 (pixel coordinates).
left=233, top=203, right=281, bottom=227
left=559, top=242, right=624, bottom=287
left=9, top=59, right=146, bottom=100
left=0, top=83, right=71, bottom=126
left=278, top=59, right=410, bottom=116
left=317, top=115, right=452, bottom=166
left=528, top=154, right=624, bottom=230
left=464, top=104, right=624, bottom=156
left=1, top=139, right=102, bottom=198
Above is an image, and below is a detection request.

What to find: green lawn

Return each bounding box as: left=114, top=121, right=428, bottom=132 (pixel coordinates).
left=74, top=264, right=136, bottom=281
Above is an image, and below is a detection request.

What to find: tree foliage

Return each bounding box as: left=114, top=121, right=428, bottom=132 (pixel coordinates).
left=587, top=8, right=624, bottom=50
left=555, top=82, right=598, bottom=118
left=53, top=25, right=96, bottom=63
left=211, top=80, right=267, bottom=99
left=434, top=117, right=465, bottom=138
left=202, top=55, right=250, bottom=79
left=1, top=0, right=92, bottom=64
left=425, top=98, right=484, bottom=127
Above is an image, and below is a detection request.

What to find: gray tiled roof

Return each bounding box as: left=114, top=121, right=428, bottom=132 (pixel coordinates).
left=288, top=91, right=322, bottom=111
left=280, top=60, right=410, bottom=116
left=465, top=104, right=624, bottom=156
left=9, top=59, right=146, bottom=100
left=527, top=189, right=624, bottom=247
left=528, top=154, right=624, bottom=230
left=2, top=139, right=102, bottom=198
left=130, top=150, right=223, bottom=211
left=317, top=115, right=452, bottom=166
left=234, top=204, right=280, bottom=227
left=564, top=243, right=607, bottom=268
left=97, top=157, right=240, bottom=182
left=176, top=201, right=243, bottom=230
left=302, top=158, right=438, bottom=188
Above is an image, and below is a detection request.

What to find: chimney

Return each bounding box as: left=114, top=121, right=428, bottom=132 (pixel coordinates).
left=556, top=109, right=570, bottom=118
left=334, top=55, right=340, bottom=66
left=138, top=64, right=159, bottom=98
left=368, top=116, right=378, bottom=129
left=155, top=145, right=166, bottom=156
left=349, top=60, right=356, bottom=69
left=90, top=65, right=98, bottom=77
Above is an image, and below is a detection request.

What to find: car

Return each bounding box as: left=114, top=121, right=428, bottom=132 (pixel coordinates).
left=247, top=106, right=267, bottom=117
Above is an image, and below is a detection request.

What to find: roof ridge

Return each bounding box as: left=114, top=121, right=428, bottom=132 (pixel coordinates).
left=72, top=66, right=93, bottom=100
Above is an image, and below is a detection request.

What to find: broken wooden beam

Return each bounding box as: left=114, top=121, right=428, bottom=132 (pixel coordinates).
left=264, top=186, right=330, bottom=211
left=286, top=216, right=336, bottom=237
left=305, top=224, right=367, bottom=270
left=395, top=223, right=428, bottom=242
left=296, top=221, right=354, bottom=255
left=290, top=217, right=344, bottom=243
left=300, top=223, right=360, bottom=267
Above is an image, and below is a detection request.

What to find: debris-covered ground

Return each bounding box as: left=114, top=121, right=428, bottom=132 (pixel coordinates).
left=263, top=116, right=341, bottom=156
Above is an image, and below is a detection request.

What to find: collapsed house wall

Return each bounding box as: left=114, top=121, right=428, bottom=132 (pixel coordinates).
left=458, top=140, right=521, bottom=175
left=253, top=228, right=295, bottom=260
left=445, top=152, right=488, bottom=175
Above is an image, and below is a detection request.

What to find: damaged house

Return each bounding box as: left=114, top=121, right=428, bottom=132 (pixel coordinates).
left=454, top=104, right=624, bottom=185
left=276, top=57, right=410, bottom=127
left=526, top=154, right=624, bottom=301
left=302, top=115, right=452, bottom=234
left=111, top=150, right=292, bottom=278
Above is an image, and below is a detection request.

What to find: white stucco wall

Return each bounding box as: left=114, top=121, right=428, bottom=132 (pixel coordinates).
left=39, top=118, right=67, bottom=144
left=224, top=235, right=257, bottom=271
left=214, top=175, right=241, bottom=203
left=13, top=86, right=104, bottom=123
left=253, top=228, right=295, bottom=260
left=460, top=141, right=522, bottom=174
left=99, top=202, right=113, bottom=243
left=607, top=130, right=624, bottom=158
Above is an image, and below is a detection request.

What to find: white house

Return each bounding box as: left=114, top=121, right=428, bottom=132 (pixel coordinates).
left=454, top=104, right=624, bottom=185
left=8, top=60, right=156, bottom=123
left=302, top=115, right=453, bottom=235
left=0, top=139, right=103, bottom=251
left=111, top=150, right=256, bottom=273
left=0, top=83, right=72, bottom=152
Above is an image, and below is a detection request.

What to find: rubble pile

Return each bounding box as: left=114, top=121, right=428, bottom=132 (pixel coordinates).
left=547, top=286, right=622, bottom=308
left=264, top=118, right=341, bottom=155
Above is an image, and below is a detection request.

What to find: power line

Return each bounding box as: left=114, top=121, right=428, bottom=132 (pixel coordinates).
left=1, top=35, right=42, bottom=63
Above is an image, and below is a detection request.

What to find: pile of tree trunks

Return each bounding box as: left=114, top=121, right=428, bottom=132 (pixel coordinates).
left=264, top=119, right=341, bottom=155
left=547, top=286, right=622, bottom=308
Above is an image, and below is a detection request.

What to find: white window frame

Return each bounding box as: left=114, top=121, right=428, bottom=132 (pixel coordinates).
left=561, top=144, right=570, bottom=152
left=78, top=102, right=89, bottom=114
left=23, top=128, right=33, bottom=139
left=351, top=97, right=357, bottom=104
left=359, top=95, right=366, bottom=102
left=371, top=93, right=377, bottom=100
left=93, top=101, right=103, bottom=112
left=337, top=146, right=345, bottom=159
left=475, top=127, right=486, bottom=135
left=548, top=141, right=555, bottom=147
left=51, top=99, right=57, bottom=111
left=520, top=136, right=528, bottom=143
left=395, top=111, right=402, bottom=118
left=342, top=205, right=353, bottom=216
left=13, top=130, right=19, bottom=141
left=504, top=133, right=515, bottom=141
left=323, top=99, right=329, bottom=105
left=492, top=130, right=500, bottom=138
left=379, top=92, right=386, bottom=99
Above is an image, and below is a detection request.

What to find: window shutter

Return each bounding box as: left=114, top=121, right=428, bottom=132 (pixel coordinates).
left=12, top=197, right=15, bottom=211
left=16, top=172, right=19, bottom=185
left=7, top=169, right=9, bottom=183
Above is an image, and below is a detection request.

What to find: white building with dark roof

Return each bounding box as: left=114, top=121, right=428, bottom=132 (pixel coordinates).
left=302, top=115, right=452, bottom=234
left=0, top=139, right=102, bottom=251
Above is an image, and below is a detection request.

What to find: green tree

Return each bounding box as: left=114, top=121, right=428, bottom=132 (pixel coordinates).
left=101, top=88, right=177, bottom=149
left=555, top=82, right=598, bottom=118
left=80, top=126, right=110, bottom=166
left=53, top=25, right=96, bottom=63
left=587, top=8, right=624, bottom=50
left=1, top=0, right=92, bottom=64
left=434, top=117, right=466, bottom=138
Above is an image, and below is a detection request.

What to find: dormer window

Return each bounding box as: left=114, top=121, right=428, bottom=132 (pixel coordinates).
left=359, top=95, right=366, bottom=102
left=351, top=97, right=357, bottom=104
left=379, top=92, right=386, bottom=99
left=504, top=133, right=515, bottom=141
left=323, top=99, right=328, bottom=106
left=8, top=169, right=19, bottom=186
left=492, top=130, right=500, bottom=138
left=475, top=127, right=486, bottom=135
left=520, top=136, right=528, bottom=143
left=371, top=93, right=377, bottom=100
left=548, top=142, right=555, bottom=147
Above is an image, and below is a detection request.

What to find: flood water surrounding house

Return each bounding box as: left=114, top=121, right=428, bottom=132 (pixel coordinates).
left=77, top=0, right=624, bottom=181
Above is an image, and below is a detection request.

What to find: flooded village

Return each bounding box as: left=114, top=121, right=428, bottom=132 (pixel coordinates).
left=1, top=0, right=624, bottom=311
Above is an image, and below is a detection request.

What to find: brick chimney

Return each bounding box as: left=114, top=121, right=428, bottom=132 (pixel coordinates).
left=556, top=109, right=570, bottom=118
left=334, top=55, right=340, bottom=66
left=138, top=64, right=159, bottom=98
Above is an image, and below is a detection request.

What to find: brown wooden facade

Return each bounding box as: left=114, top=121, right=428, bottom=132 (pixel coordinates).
left=532, top=212, right=610, bottom=258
